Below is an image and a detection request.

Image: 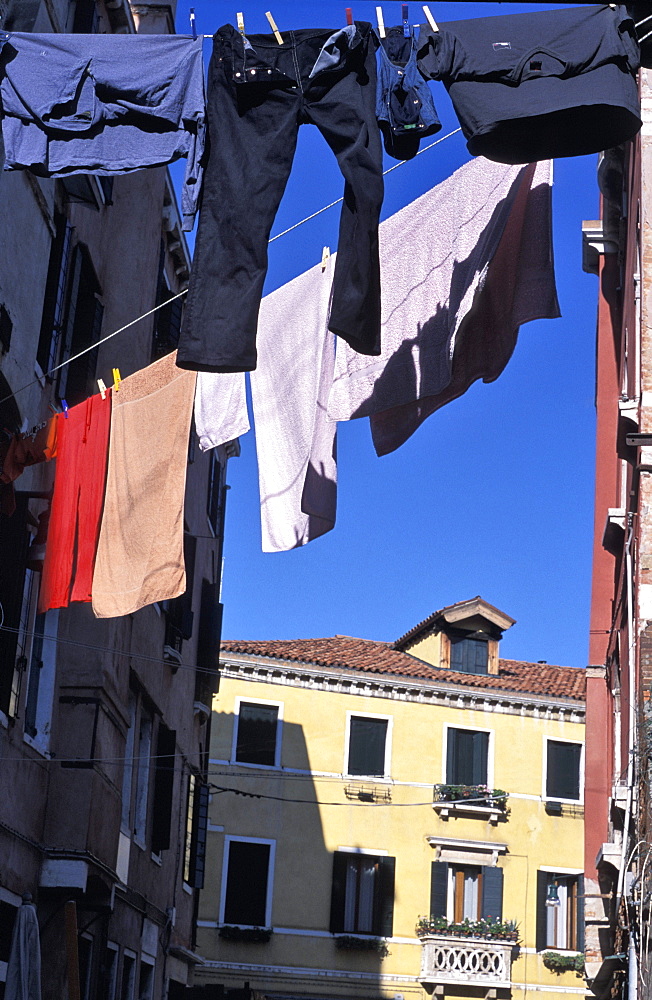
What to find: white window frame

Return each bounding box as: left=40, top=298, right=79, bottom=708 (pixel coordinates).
left=542, top=736, right=585, bottom=804
left=137, top=956, right=155, bottom=1000
left=231, top=697, right=284, bottom=770
left=219, top=835, right=276, bottom=929
left=121, top=949, right=137, bottom=1000
left=103, top=941, right=119, bottom=1000
left=79, top=932, right=94, bottom=1000
left=344, top=711, right=393, bottom=780
left=441, top=723, right=495, bottom=788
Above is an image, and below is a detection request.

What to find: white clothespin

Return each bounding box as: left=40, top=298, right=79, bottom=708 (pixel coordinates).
left=265, top=11, right=284, bottom=44
left=376, top=6, right=386, bottom=38
left=423, top=6, right=439, bottom=31
left=189, top=7, right=197, bottom=39
left=236, top=12, right=245, bottom=35
left=97, top=379, right=107, bottom=400
left=321, top=246, right=331, bottom=272
left=112, top=368, right=121, bottom=393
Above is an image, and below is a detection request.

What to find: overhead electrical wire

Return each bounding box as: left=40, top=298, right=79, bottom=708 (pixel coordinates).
left=0, top=125, right=462, bottom=410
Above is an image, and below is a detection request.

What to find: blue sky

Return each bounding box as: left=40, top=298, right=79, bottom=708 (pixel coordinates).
left=174, top=1, right=599, bottom=668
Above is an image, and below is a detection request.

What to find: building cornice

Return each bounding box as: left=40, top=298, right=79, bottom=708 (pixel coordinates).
left=219, top=654, right=585, bottom=722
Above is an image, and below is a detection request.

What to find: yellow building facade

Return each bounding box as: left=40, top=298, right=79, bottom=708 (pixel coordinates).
left=196, top=599, right=586, bottom=1000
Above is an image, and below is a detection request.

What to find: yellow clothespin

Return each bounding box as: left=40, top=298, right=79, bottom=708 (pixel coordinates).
left=423, top=5, right=439, bottom=31
left=97, top=379, right=107, bottom=400
left=112, top=368, right=121, bottom=393
left=376, top=6, right=386, bottom=38
left=236, top=11, right=245, bottom=35
left=321, top=246, right=331, bottom=272
left=265, top=11, right=283, bottom=44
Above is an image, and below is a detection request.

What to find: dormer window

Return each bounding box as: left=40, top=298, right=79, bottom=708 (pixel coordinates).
left=450, top=632, right=489, bottom=675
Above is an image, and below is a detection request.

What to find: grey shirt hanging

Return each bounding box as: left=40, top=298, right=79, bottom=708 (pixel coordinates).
left=0, top=32, right=206, bottom=229
left=417, top=4, right=641, bottom=163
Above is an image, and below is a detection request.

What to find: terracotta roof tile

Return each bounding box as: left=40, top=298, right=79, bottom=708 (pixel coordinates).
left=220, top=636, right=585, bottom=702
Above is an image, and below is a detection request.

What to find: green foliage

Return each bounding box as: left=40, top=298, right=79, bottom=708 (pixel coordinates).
left=218, top=925, right=273, bottom=943
left=334, top=935, right=389, bottom=957
left=416, top=915, right=519, bottom=941
left=542, top=951, right=585, bottom=976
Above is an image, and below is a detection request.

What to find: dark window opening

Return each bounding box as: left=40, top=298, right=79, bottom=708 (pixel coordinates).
left=163, top=534, right=196, bottom=655
left=0, top=900, right=17, bottom=964
left=73, top=0, right=99, bottom=33
left=151, top=240, right=183, bottom=362
left=330, top=851, right=395, bottom=936
left=151, top=724, right=176, bottom=854
left=56, top=245, right=103, bottom=407
left=207, top=452, right=222, bottom=536
left=184, top=774, right=209, bottom=889
left=347, top=716, right=388, bottom=777
left=235, top=702, right=278, bottom=766
left=446, top=728, right=489, bottom=786
left=0, top=496, right=31, bottom=717
left=37, top=215, right=73, bottom=376
left=223, top=840, right=271, bottom=926
left=0, top=304, right=12, bottom=354
left=546, top=740, right=581, bottom=801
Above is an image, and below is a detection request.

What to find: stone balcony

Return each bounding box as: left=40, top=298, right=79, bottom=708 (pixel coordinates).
left=419, top=934, right=514, bottom=990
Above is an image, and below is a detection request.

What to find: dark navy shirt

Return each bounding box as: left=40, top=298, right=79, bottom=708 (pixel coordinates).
left=417, top=4, right=640, bottom=163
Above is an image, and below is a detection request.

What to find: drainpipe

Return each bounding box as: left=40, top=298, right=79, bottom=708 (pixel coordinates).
left=616, top=523, right=636, bottom=907
left=629, top=932, right=638, bottom=1000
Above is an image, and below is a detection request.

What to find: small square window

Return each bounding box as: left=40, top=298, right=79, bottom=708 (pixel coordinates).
left=347, top=716, right=389, bottom=777
left=235, top=702, right=279, bottom=767
left=450, top=636, right=489, bottom=674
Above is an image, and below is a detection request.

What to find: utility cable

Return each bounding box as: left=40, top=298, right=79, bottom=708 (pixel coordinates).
left=0, top=125, right=462, bottom=409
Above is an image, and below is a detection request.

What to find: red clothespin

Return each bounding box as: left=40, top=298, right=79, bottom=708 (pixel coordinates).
left=97, top=379, right=107, bottom=400
left=61, top=400, right=69, bottom=419
left=112, top=368, right=121, bottom=393
left=402, top=4, right=410, bottom=36
left=345, top=8, right=353, bottom=25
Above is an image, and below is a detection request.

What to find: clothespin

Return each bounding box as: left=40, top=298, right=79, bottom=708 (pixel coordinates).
left=402, top=4, right=410, bottom=37
left=422, top=5, right=439, bottom=31
left=265, top=11, right=284, bottom=45
left=189, top=7, right=197, bottom=40
left=61, top=400, right=69, bottom=419
left=97, top=379, right=107, bottom=400
left=345, top=8, right=354, bottom=26
left=236, top=11, right=245, bottom=35
left=112, top=368, right=121, bottom=393
left=321, top=246, right=331, bottom=272
left=376, top=7, right=386, bottom=38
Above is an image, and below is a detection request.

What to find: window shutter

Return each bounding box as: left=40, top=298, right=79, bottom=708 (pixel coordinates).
left=190, top=782, right=209, bottom=889
left=576, top=875, right=585, bottom=952
left=481, top=866, right=503, bottom=920
left=151, top=725, right=176, bottom=853
left=167, top=535, right=197, bottom=642
left=472, top=731, right=489, bottom=785
left=446, top=729, right=457, bottom=784
left=536, top=871, right=548, bottom=952
left=0, top=496, right=30, bottom=715
left=430, top=861, right=449, bottom=918
left=348, top=717, right=387, bottom=776
left=374, top=856, right=395, bottom=937
left=547, top=741, right=581, bottom=800
left=195, top=578, right=222, bottom=704
left=329, top=852, right=348, bottom=933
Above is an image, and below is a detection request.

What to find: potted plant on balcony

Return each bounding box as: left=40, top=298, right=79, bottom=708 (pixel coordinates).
left=433, top=784, right=509, bottom=809
left=334, top=935, right=389, bottom=957
left=416, top=916, right=519, bottom=942
left=218, top=925, right=273, bottom=943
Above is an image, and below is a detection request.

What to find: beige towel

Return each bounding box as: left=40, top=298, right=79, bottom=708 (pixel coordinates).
left=92, top=351, right=197, bottom=618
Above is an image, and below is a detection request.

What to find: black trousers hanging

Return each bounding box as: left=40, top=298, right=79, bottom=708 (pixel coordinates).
left=176, top=22, right=384, bottom=373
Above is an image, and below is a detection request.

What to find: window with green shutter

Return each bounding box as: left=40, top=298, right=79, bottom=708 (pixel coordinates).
left=446, top=728, right=489, bottom=786
left=347, top=716, right=389, bottom=777
left=330, top=851, right=395, bottom=937
left=546, top=740, right=582, bottom=801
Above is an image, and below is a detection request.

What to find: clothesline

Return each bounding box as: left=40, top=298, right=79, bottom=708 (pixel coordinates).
left=0, top=126, right=462, bottom=411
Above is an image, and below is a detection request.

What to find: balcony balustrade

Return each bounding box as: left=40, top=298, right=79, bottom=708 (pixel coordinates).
left=419, top=933, right=514, bottom=989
